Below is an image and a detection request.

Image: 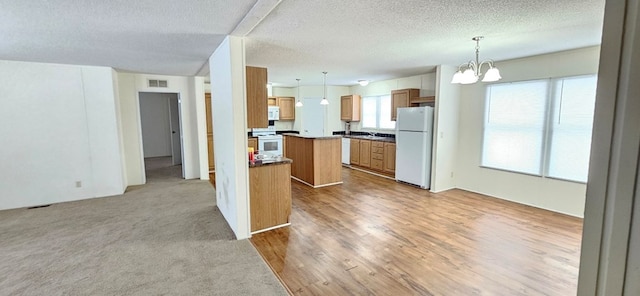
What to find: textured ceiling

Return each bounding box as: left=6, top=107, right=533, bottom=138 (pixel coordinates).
left=0, top=0, right=605, bottom=85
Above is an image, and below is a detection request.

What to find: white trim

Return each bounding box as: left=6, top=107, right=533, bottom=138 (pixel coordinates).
left=250, top=223, right=291, bottom=235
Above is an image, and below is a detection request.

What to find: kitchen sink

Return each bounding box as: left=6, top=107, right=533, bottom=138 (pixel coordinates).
left=352, top=135, right=388, bottom=141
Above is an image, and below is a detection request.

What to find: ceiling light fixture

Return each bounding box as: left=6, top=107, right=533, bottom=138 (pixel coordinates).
left=358, top=80, right=369, bottom=86
left=320, top=72, right=329, bottom=105
left=295, top=78, right=303, bottom=107
left=451, top=36, right=502, bottom=84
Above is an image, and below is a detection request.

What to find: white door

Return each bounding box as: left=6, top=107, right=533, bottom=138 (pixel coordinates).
left=168, top=96, right=182, bottom=166
left=301, top=97, right=325, bottom=136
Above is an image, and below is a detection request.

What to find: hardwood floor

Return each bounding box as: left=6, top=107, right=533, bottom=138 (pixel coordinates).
left=250, top=168, right=583, bottom=295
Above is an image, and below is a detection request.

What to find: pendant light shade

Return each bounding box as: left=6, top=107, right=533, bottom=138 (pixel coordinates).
left=295, top=78, right=303, bottom=107
left=320, top=71, right=329, bottom=105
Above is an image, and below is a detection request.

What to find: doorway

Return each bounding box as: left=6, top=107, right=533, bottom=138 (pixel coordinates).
left=139, top=92, right=184, bottom=180
left=301, top=97, right=325, bottom=136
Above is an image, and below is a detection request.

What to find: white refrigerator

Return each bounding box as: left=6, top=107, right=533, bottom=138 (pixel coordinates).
left=395, top=106, right=434, bottom=189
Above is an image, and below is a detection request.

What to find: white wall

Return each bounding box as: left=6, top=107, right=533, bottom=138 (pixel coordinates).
left=349, top=73, right=437, bottom=133
left=455, top=46, right=600, bottom=217
left=288, top=85, right=350, bottom=135
left=430, top=65, right=461, bottom=192
left=117, top=73, right=202, bottom=185
left=0, top=60, right=125, bottom=210
left=139, top=93, right=173, bottom=158
left=209, top=36, right=251, bottom=240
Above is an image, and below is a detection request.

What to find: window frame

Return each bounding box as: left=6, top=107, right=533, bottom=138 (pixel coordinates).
left=480, top=74, right=598, bottom=184
left=361, top=94, right=395, bottom=130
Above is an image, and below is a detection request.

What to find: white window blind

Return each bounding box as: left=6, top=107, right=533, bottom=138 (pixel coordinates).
left=362, top=95, right=395, bottom=130
left=482, top=75, right=597, bottom=182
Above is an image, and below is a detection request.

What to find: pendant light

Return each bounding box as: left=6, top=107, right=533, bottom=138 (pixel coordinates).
left=320, top=71, right=329, bottom=105
left=295, top=78, right=303, bottom=107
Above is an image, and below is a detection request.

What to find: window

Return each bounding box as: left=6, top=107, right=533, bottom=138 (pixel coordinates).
left=362, top=95, right=395, bottom=129
left=481, top=75, right=597, bottom=182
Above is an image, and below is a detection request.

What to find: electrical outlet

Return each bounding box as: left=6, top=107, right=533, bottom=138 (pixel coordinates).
left=75, top=181, right=82, bottom=188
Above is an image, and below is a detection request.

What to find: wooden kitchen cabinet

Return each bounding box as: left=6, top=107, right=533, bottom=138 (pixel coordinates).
left=384, top=143, right=396, bottom=174
left=391, top=89, right=420, bottom=121
left=350, top=139, right=360, bottom=165
left=370, top=141, right=384, bottom=171
left=248, top=137, right=258, bottom=152
left=267, top=96, right=277, bottom=106
left=246, top=66, right=268, bottom=128
left=205, top=93, right=215, bottom=171
left=249, top=162, right=291, bottom=233
left=341, top=95, right=361, bottom=121
left=359, top=140, right=371, bottom=168
left=277, top=97, right=295, bottom=121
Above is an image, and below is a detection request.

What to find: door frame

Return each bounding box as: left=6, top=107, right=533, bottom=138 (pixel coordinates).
left=136, top=91, right=185, bottom=181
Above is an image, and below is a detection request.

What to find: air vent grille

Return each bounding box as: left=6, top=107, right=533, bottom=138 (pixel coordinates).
left=148, top=79, right=168, bottom=88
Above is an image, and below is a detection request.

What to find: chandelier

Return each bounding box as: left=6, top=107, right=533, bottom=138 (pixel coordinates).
left=451, top=36, right=502, bottom=84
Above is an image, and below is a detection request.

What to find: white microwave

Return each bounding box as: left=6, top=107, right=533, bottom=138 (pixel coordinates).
left=268, top=106, right=280, bottom=121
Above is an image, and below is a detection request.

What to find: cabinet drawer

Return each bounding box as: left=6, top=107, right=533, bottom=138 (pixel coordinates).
left=371, top=159, right=384, bottom=170
left=372, top=141, right=384, bottom=148
left=372, top=147, right=384, bottom=154
left=371, top=153, right=384, bottom=160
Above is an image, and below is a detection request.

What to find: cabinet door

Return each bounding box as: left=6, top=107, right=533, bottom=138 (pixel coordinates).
left=278, top=97, right=295, bottom=120
left=341, top=96, right=352, bottom=121
left=360, top=140, right=371, bottom=167
left=391, top=90, right=409, bottom=121
left=384, top=143, right=396, bottom=174
left=246, top=66, right=268, bottom=128
left=205, top=93, right=215, bottom=171
left=350, top=139, right=360, bottom=165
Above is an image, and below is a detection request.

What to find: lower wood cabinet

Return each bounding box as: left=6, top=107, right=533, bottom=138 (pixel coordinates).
left=370, top=141, right=384, bottom=171
left=350, top=139, right=360, bottom=165
left=359, top=140, right=371, bottom=167
left=249, top=163, right=291, bottom=232
left=384, top=143, right=396, bottom=174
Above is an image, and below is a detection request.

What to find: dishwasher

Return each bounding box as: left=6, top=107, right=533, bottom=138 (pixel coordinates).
left=341, top=137, right=350, bottom=165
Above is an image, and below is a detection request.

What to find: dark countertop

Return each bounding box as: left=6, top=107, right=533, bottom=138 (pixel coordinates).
left=282, top=133, right=342, bottom=139
left=342, top=135, right=396, bottom=143
left=248, top=157, right=292, bottom=168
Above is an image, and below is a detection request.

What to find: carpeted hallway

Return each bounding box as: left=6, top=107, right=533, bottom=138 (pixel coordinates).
left=0, top=159, right=287, bottom=295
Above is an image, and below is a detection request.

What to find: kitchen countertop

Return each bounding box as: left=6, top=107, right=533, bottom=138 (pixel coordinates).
left=282, top=133, right=342, bottom=139
left=248, top=157, right=293, bottom=168
left=342, top=134, right=396, bottom=143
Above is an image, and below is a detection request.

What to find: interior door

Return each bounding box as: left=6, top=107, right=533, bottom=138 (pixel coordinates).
left=301, top=97, right=325, bottom=136
left=168, top=96, right=182, bottom=166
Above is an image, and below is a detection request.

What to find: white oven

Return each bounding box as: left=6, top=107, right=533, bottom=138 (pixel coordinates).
left=258, top=135, right=283, bottom=157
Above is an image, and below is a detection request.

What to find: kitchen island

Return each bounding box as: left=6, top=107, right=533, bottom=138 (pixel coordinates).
left=283, top=134, right=343, bottom=188
left=249, top=157, right=292, bottom=234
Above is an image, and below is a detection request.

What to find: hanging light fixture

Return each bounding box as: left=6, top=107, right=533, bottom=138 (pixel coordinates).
left=320, top=71, right=329, bottom=105
left=451, top=36, right=502, bottom=84
left=295, top=78, right=303, bottom=107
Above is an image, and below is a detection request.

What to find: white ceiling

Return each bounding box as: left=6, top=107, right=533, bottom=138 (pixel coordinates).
left=0, top=0, right=605, bottom=86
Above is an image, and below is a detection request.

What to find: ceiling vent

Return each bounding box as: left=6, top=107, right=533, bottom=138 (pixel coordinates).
left=148, top=79, right=168, bottom=88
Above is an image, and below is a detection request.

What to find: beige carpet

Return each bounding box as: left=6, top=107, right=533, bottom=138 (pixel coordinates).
left=0, top=161, right=288, bottom=296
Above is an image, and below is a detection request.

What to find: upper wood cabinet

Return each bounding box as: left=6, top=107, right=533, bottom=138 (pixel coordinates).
left=277, top=97, right=295, bottom=121
left=391, top=89, right=420, bottom=121
left=246, top=66, right=268, bottom=128
left=341, top=95, right=361, bottom=122
left=267, top=97, right=277, bottom=106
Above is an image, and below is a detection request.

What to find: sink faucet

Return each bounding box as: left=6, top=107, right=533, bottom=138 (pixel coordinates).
left=368, top=131, right=377, bottom=136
